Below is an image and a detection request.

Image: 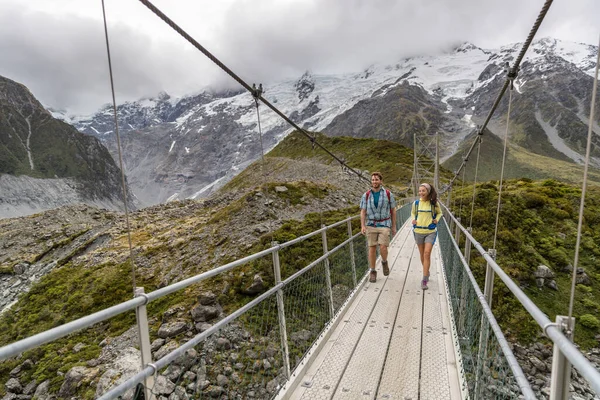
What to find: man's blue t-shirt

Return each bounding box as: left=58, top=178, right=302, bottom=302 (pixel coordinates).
left=372, top=191, right=380, bottom=208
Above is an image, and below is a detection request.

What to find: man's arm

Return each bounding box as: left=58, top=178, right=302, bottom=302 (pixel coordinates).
left=361, top=208, right=367, bottom=235
left=390, top=207, right=397, bottom=235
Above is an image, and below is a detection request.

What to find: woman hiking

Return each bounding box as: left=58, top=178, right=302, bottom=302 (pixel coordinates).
left=411, top=183, right=442, bottom=290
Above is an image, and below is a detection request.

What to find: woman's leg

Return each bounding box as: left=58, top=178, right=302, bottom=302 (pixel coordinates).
left=423, top=242, right=434, bottom=278
left=417, top=243, right=425, bottom=265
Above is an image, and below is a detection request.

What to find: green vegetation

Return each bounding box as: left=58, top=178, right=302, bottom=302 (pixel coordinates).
left=443, top=130, right=600, bottom=185
left=0, top=259, right=189, bottom=394
left=580, top=314, right=600, bottom=330
left=268, top=131, right=416, bottom=185
left=451, top=179, right=600, bottom=347
left=0, top=265, right=13, bottom=275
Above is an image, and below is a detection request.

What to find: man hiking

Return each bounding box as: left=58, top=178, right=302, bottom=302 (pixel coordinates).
left=360, top=172, right=397, bottom=282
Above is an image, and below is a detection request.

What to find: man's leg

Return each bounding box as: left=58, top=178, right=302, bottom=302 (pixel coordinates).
left=380, top=244, right=388, bottom=263
left=369, top=245, right=377, bottom=270
left=369, top=245, right=377, bottom=282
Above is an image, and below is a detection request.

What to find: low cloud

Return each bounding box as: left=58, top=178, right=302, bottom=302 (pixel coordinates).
left=0, top=0, right=597, bottom=114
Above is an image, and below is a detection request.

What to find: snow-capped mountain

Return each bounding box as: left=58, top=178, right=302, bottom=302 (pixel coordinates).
left=55, top=37, right=599, bottom=205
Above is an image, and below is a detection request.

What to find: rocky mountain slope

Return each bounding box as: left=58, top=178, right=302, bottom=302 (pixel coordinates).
left=0, top=132, right=393, bottom=399
left=1, top=132, right=600, bottom=399
left=54, top=38, right=599, bottom=206
left=0, top=76, right=135, bottom=219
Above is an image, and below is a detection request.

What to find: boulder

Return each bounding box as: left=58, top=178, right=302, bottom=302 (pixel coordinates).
left=5, top=378, right=22, bottom=394
left=190, top=305, right=219, bottom=322
left=153, top=376, right=176, bottom=395
left=32, top=381, right=49, bottom=400
left=22, top=381, right=37, bottom=396
left=58, top=366, right=88, bottom=397
left=158, top=321, right=189, bottom=339
left=546, top=280, right=558, bottom=290
left=198, top=291, right=217, bottom=305
left=242, top=274, right=265, bottom=294
left=576, top=272, right=591, bottom=285
left=535, top=265, right=554, bottom=279
left=151, top=338, right=166, bottom=352
left=155, top=341, right=179, bottom=360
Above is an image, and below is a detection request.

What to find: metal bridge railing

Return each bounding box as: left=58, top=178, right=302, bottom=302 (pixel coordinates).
left=441, top=204, right=600, bottom=400
left=0, top=202, right=413, bottom=400
left=438, top=219, right=535, bottom=399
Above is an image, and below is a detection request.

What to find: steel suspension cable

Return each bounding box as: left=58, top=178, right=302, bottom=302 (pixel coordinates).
left=492, top=85, right=514, bottom=250
left=101, top=0, right=137, bottom=294
left=136, top=0, right=370, bottom=186
left=568, top=34, right=600, bottom=321
left=468, top=137, right=483, bottom=230
left=444, top=0, right=554, bottom=191
left=458, top=162, right=467, bottom=218
left=252, top=86, right=275, bottom=245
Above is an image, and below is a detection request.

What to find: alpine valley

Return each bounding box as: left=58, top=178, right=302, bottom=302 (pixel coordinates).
left=48, top=37, right=600, bottom=207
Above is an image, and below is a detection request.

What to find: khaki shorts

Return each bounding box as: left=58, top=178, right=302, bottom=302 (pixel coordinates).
left=366, top=226, right=391, bottom=247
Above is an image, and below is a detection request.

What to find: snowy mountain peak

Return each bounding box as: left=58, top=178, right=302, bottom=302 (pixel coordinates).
left=294, top=71, right=315, bottom=102
left=454, top=42, right=485, bottom=54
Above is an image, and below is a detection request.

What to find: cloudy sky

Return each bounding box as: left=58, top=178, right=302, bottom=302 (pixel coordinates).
left=0, top=0, right=598, bottom=114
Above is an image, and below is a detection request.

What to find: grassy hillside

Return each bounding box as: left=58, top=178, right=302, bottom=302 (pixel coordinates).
left=443, top=129, right=600, bottom=185
left=450, top=178, right=600, bottom=347
left=268, top=131, right=414, bottom=185
left=266, top=130, right=453, bottom=191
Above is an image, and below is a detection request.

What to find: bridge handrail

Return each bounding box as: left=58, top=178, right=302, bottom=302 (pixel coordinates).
left=441, top=203, right=600, bottom=394
left=440, top=218, right=535, bottom=399
left=0, top=213, right=359, bottom=362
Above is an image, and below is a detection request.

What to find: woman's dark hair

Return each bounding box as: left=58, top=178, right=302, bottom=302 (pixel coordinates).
left=420, top=183, right=438, bottom=205
left=429, top=185, right=438, bottom=206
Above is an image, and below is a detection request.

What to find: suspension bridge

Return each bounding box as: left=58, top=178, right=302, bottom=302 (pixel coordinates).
left=1, top=0, right=600, bottom=399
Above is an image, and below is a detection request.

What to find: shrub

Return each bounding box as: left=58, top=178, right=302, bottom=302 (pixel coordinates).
left=582, top=298, right=599, bottom=311
left=577, top=284, right=593, bottom=294
left=579, top=314, right=600, bottom=330
left=522, top=192, right=547, bottom=208
left=547, top=248, right=569, bottom=266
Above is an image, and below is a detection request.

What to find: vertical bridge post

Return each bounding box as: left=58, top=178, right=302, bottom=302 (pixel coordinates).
left=454, top=217, right=462, bottom=244
left=322, top=225, right=335, bottom=319
left=272, top=242, right=291, bottom=379
left=549, top=316, right=575, bottom=400
left=135, top=287, right=154, bottom=400
left=347, top=219, right=357, bottom=288
left=484, top=248, right=497, bottom=306
left=475, top=249, right=496, bottom=398
left=464, top=227, right=472, bottom=265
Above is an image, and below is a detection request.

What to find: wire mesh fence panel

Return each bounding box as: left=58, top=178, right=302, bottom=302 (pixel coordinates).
left=148, top=294, right=285, bottom=400
left=281, top=260, right=332, bottom=371
left=438, top=221, right=522, bottom=399
left=327, top=243, right=356, bottom=313
left=353, top=234, right=369, bottom=278
left=397, top=202, right=413, bottom=227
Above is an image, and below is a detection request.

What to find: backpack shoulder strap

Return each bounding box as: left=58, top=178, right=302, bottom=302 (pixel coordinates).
left=414, top=199, right=420, bottom=220
left=431, top=201, right=437, bottom=219
left=366, top=190, right=371, bottom=202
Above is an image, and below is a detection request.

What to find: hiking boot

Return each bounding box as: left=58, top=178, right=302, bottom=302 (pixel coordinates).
left=421, top=280, right=428, bottom=290
left=369, top=270, right=377, bottom=283
left=382, top=260, right=390, bottom=276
